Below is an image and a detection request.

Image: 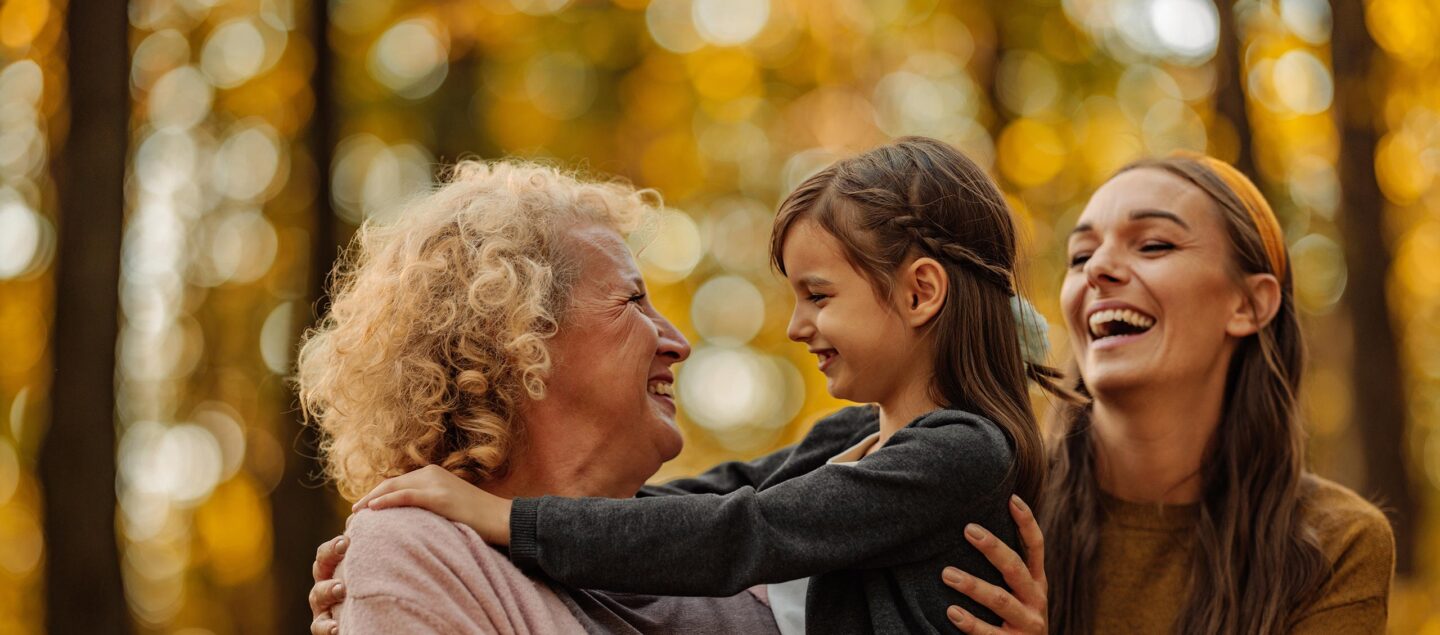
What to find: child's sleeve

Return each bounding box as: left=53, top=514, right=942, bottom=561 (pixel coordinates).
left=637, top=443, right=797, bottom=497
left=508, top=412, right=1012, bottom=597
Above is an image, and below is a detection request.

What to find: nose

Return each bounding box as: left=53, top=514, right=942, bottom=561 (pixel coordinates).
left=653, top=311, right=691, bottom=363
left=1084, top=244, right=1128, bottom=289
left=786, top=303, right=814, bottom=343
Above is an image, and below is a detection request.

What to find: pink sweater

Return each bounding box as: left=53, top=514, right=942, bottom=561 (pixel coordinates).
left=338, top=507, right=584, bottom=634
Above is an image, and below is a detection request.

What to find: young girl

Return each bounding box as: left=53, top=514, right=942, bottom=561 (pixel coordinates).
left=355, top=137, right=1064, bottom=632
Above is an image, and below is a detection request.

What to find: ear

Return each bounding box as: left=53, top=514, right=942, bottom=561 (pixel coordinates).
left=899, top=257, right=948, bottom=328
left=1225, top=273, right=1281, bottom=337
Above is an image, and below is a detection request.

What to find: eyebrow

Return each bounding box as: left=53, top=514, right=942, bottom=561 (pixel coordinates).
left=797, top=274, right=834, bottom=288
left=609, top=275, right=644, bottom=294
left=1069, top=208, right=1190, bottom=237
left=1130, top=209, right=1190, bottom=229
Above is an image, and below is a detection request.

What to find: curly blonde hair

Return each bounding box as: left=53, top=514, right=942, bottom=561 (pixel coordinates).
left=296, top=160, right=659, bottom=500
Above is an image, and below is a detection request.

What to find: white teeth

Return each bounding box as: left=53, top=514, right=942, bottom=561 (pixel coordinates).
left=1087, top=308, right=1156, bottom=338
left=648, top=381, right=674, bottom=397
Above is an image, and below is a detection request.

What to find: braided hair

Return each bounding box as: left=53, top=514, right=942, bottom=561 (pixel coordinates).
left=769, top=136, right=1071, bottom=507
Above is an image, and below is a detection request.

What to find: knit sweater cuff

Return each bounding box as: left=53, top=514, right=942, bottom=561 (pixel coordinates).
left=508, top=497, right=542, bottom=571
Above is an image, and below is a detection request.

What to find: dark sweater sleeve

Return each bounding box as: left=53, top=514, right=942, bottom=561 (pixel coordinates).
left=509, top=410, right=1013, bottom=597
left=637, top=444, right=798, bottom=497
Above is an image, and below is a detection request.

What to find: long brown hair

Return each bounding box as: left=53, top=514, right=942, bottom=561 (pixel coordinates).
left=768, top=136, right=1063, bottom=506
left=1042, top=156, right=1330, bottom=633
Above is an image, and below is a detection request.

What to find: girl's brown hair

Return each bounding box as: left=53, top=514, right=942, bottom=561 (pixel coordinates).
left=1041, top=155, right=1330, bottom=633
left=768, top=136, right=1064, bottom=506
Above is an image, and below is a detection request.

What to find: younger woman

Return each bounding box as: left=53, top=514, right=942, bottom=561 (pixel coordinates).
left=940, top=153, right=1395, bottom=634
left=356, top=137, right=1063, bottom=633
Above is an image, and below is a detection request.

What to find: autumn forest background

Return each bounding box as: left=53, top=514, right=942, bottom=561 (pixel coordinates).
left=0, top=0, right=1438, bottom=632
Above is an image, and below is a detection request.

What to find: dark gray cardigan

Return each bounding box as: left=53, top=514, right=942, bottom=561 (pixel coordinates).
left=509, top=405, right=1022, bottom=633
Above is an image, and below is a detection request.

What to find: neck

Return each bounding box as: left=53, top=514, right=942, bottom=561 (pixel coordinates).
left=876, top=376, right=941, bottom=446
left=482, top=409, right=646, bottom=500
left=1089, top=372, right=1227, bottom=505
left=481, top=445, right=639, bottom=500
left=481, top=460, right=580, bottom=500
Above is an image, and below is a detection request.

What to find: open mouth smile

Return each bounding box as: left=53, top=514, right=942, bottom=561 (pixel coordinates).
left=647, top=379, right=676, bottom=412
left=810, top=348, right=838, bottom=372
left=1086, top=307, right=1156, bottom=346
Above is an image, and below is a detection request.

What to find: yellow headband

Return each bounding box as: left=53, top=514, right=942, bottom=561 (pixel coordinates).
left=1178, top=153, right=1288, bottom=280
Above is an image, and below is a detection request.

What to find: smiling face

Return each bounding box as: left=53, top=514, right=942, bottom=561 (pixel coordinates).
left=781, top=219, right=923, bottom=405
left=534, top=224, right=690, bottom=494
left=1062, top=168, right=1256, bottom=396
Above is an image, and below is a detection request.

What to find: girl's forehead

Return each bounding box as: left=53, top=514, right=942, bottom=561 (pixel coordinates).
left=781, top=219, right=846, bottom=263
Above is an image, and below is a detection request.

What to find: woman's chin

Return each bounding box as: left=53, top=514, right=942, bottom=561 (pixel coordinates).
left=1080, top=365, right=1153, bottom=395
left=652, top=420, right=685, bottom=462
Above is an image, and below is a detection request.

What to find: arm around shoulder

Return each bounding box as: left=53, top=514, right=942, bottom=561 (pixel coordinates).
left=511, top=410, right=1010, bottom=596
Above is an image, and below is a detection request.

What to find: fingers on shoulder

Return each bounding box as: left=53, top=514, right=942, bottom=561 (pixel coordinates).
left=946, top=605, right=997, bottom=634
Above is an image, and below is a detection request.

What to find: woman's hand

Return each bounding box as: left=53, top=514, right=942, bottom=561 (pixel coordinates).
left=353, top=464, right=514, bottom=545
left=941, top=495, right=1048, bottom=634
left=309, top=534, right=348, bottom=635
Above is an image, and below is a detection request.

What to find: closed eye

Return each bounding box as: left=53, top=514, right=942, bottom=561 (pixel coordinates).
left=1068, top=253, right=1091, bottom=268
left=1140, top=242, right=1175, bottom=254
left=807, top=293, right=828, bottom=304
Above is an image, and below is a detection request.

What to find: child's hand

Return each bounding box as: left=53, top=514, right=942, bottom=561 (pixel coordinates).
left=352, top=465, right=513, bottom=545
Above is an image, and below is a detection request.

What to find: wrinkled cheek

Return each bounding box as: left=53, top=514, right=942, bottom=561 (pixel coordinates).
left=604, top=320, right=655, bottom=367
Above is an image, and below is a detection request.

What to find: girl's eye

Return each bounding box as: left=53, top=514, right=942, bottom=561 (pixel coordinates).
left=808, top=293, right=828, bottom=304
left=1068, top=253, right=1091, bottom=268
left=1140, top=241, right=1175, bottom=254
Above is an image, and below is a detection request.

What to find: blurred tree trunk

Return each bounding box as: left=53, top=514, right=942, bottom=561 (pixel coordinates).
left=1212, top=0, right=1256, bottom=180
left=1330, top=0, right=1415, bottom=575
left=981, top=1, right=1011, bottom=135
left=38, top=2, right=131, bottom=633
left=270, top=0, right=345, bottom=628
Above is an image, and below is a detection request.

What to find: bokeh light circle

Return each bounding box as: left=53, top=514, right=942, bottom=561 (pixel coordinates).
left=691, top=275, right=766, bottom=345
left=148, top=66, right=214, bottom=129
left=120, top=422, right=225, bottom=508
left=367, top=18, right=449, bottom=99
left=640, top=210, right=703, bottom=283
left=647, top=0, right=704, bottom=54
left=1147, top=0, right=1218, bottom=63
left=213, top=121, right=285, bottom=201
left=705, top=197, right=772, bottom=272
left=260, top=302, right=295, bottom=375
left=693, top=0, right=769, bottom=46
left=678, top=346, right=804, bottom=432
left=998, top=118, right=1066, bottom=187
left=200, top=18, right=275, bottom=88
left=0, top=195, right=52, bottom=279
left=1273, top=50, right=1334, bottom=115
left=1291, top=233, right=1348, bottom=314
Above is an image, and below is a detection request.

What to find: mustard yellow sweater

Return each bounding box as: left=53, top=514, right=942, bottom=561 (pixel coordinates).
left=1092, top=475, right=1394, bottom=634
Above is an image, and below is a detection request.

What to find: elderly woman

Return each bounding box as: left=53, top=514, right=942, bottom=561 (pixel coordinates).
left=296, top=161, right=777, bottom=633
